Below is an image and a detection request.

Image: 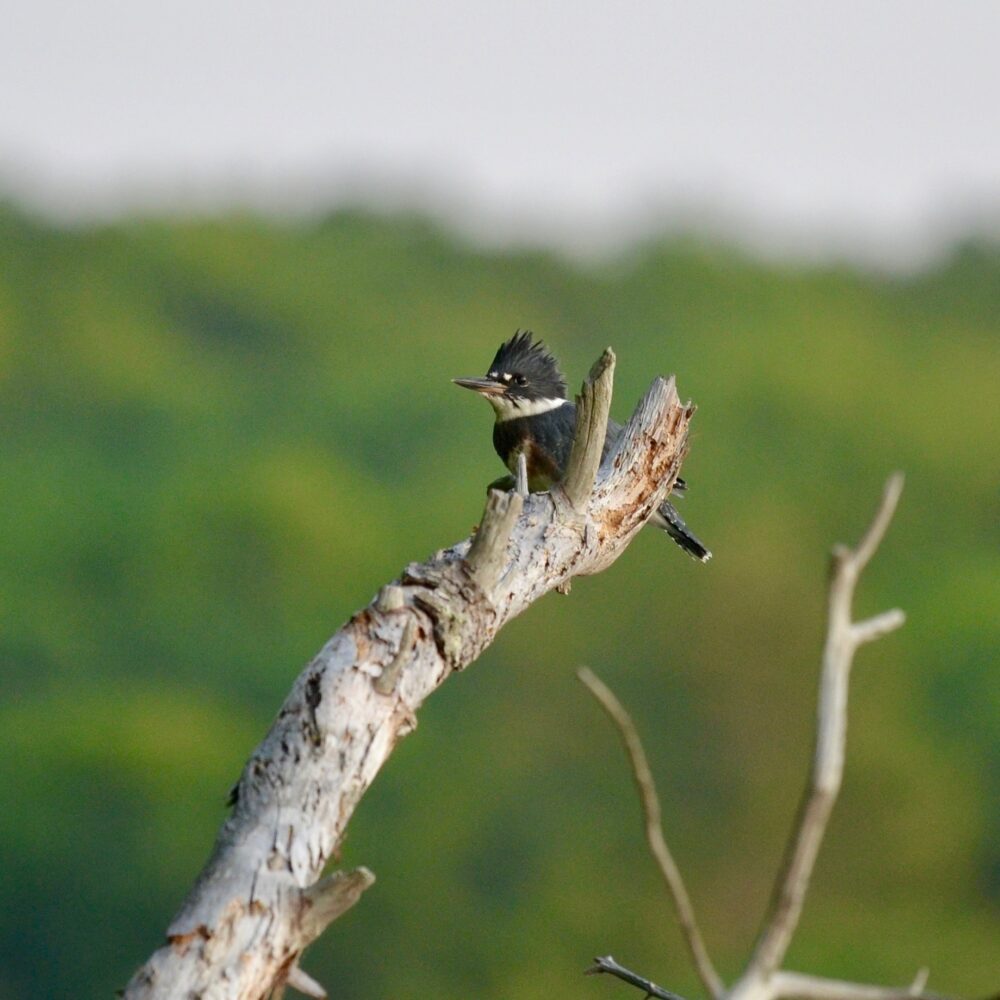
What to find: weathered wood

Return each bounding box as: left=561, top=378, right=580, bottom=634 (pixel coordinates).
left=466, top=487, right=525, bottom=593
left=562, top=348, right=616, bottom=510
left=583, top=476, right=951, bottom=1000
left=736, top=475, right=906, bottom=995
left=123, top=360, right=694, bottom=1000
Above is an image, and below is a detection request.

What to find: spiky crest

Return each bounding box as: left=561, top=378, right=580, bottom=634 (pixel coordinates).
left=488, top=330, right=567, bottom=398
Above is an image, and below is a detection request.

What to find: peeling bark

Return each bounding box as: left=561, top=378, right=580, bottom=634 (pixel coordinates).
left=123, top=361, right=695, bottom=1000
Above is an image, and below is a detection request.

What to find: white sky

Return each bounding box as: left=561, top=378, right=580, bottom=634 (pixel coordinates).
left=2, top=0, right=998, bottom=264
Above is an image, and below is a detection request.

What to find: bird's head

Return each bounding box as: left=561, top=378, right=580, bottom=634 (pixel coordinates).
left=452, top=331, right=568, bottom=420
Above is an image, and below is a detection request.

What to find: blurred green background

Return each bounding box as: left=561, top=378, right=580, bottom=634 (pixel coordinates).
left=1, top=201, right=997, bottom=998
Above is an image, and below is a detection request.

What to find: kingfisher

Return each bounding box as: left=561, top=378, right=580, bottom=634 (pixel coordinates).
left=453, top=330, right=711, bottom=562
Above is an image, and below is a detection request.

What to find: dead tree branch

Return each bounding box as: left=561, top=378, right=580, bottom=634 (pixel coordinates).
left=583, top=474, right=963, bottom=1000
left=578, top=668, right=724, bottom=1000
left=124, top=354, right=695, bottom=1000
left=768, top=970, right=945, bottom=1000
left=563, top=349, right=615, bottom=510
left=586, top=954, right=691, bottom=1000
left=741, top=474, right=906, bottom=987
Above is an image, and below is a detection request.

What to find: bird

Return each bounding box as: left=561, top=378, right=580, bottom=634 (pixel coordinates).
left=453, top=330, right=711, bottom=562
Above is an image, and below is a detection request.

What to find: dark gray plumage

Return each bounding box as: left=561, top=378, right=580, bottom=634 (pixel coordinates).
left=454, top=331, right=711, bottom=562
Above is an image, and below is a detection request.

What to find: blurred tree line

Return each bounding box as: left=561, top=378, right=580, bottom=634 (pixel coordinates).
left=0, top=202, right=996, bottom=998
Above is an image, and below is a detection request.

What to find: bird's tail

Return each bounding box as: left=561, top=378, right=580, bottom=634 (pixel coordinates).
left=652, top=500, right=712, bottom=563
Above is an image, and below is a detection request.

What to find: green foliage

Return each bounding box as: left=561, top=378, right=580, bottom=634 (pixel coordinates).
left=0, top=202, right=997, bottom=997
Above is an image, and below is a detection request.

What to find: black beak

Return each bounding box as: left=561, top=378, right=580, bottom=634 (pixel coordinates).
left=452, top=376, right=507, bottom=396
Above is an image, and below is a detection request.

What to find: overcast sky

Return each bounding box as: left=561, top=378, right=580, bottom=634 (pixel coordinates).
left=3, top=1, right=998, bottom=263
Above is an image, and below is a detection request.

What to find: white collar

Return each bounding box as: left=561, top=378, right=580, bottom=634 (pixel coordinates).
left=490, top=395, right=568, bottom=422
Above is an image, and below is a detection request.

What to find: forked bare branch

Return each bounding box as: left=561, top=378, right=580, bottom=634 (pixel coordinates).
left=742, top=474, right=906, bottom=984
left=579, top=668, right=724, bottom=1000
left=583, top=475, right=966, bottom=1000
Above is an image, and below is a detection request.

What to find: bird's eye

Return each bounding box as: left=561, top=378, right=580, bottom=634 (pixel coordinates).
left=514, top=374, right=527, bottom=386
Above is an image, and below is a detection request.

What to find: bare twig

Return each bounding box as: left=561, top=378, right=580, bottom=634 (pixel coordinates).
left=585, top=955, right=690, bottom=1000
left=283, top=964, right=326, bottom=999
left=579, top=668, right=725, bottom=1000
left=742, top=474, right=906, bottom=985
left=298, top=867, right=376, bottom=942
left=770, top=970, right=946, bottom=1000
left=851, top=473, right=904, bottom=573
